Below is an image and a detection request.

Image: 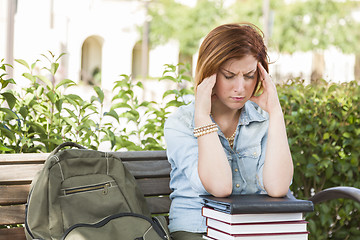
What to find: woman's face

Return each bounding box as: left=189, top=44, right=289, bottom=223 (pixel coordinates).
left=213, top=55, right=258, bottom=111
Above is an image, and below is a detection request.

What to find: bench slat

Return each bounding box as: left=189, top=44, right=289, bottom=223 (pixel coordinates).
left=0, top=165, right=43, bottom=185
left=0, top=151, right=167, bottom=164
left=146, top=196, right=171, bottom=214
left=0, top=185, right=30, bottom=205
left=0, top=153, right=49, bottom=164
left=138, top=177, right=171, bottom=196
left=124, top=161, right=171, bottom=178
left=0, top=227, right=26, bottom=240
left=113, top=151, right=167, bottom=161
left=0, top=205, right=25, bottom=225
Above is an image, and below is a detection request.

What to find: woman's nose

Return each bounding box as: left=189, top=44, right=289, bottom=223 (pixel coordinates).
left=233, top=76, right=245, bottom=92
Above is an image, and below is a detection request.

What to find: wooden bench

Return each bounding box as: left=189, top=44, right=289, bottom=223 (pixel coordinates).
left=1, top=150, right=360, bottom=240
left=0, top=150, right=171, bottom=240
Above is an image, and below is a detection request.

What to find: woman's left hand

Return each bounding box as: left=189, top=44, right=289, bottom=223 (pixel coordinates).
left=252, top=64, right=293, bottom=198
left=250, top=62, right=282, bottom=115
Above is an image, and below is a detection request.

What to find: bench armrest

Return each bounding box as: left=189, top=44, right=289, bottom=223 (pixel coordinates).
left=308, top=186, right=360, bottom=205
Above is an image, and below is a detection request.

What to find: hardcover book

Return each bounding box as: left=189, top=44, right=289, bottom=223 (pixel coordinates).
left=201, top=194, right=314, bottom=214
left=206, top=218, right=308, bottom=234
left=202, top=207, right=304, bottom=224
left=206, top=228, right=309, bottom=240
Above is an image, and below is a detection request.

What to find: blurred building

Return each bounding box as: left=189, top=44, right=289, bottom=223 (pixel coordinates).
left=0, top=0, right=179, bottom=97
left=0, top=0, right=357, bottom=99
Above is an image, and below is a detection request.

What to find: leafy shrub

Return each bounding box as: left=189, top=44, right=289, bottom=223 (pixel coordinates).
left=101, top=63, right=193, bottom=151
left=278, top=78, right=360, bottom=240
left=0, top=53, right=192, bottom=153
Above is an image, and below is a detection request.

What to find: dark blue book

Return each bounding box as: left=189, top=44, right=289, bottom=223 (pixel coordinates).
left=200, top=193, right=314, bottom=214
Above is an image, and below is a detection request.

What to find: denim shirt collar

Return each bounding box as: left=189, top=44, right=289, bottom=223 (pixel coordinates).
left=239, top=101, right=268, bottom=126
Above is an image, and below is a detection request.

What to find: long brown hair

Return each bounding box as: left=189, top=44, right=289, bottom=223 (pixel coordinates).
left=194, top=23, right=269, bottom=94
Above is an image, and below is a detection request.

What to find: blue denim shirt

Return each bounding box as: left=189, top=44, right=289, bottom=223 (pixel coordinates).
left=164, top=100, right=269, bottom=233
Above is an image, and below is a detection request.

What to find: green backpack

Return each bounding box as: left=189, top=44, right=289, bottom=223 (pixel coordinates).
left=25, top=142, right=170, bottom=240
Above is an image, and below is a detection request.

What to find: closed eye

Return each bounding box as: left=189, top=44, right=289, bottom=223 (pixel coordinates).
left=244, top=69, right=257, bottom=80
left=225, top=74, right=235, bottom=79
left=221, top=71, right=235, bottom=79
left=244, top=74, right=255, bottom=79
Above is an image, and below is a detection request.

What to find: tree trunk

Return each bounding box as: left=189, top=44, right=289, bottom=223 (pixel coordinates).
left=178, top=52, right=193, bottom=75
left=355, top=53, right=360, bottom=82
left=311, top=51, right=325, bottom=83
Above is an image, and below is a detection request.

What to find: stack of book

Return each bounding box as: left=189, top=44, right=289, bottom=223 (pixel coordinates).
left=200, top=193, right=314, bottom=240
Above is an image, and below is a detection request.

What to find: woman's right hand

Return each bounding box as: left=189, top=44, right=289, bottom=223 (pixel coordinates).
left=194, top=73, right=233, bottom=197
left=194, top=74, right=217, bottom=122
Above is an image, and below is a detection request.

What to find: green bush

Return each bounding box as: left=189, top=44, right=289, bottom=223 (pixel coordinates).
left=1, top=53, right=359, bottom=239
left=278, top=78, right=360, bottom=240
left=0, top=53, right=192, bottom=152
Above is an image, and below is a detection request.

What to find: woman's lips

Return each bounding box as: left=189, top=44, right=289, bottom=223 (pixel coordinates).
left=231, top=96, right=245, bottom=101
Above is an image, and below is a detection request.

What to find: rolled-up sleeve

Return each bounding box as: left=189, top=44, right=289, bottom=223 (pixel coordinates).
left=164, top=112, right=208, bottom=195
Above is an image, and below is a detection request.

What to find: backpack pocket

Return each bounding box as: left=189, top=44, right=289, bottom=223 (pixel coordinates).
left=59, top=174, right=131, bottom=230
left=61, top=213, right=168, bottom=240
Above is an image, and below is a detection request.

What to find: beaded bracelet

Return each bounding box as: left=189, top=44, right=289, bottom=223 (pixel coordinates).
left=193, top=123, right=218, bottom=138
left=193, top=123, right=216, bottom=135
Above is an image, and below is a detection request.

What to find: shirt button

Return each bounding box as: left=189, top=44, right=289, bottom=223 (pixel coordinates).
left=253, top=152, right=257, bottom=156
left=236, top=184, right=240, bottom=188
left=234, top=168, right=239, bottom=172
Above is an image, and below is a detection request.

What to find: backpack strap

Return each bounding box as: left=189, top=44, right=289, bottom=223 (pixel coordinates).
left=51, top=142, right=86, bottom=156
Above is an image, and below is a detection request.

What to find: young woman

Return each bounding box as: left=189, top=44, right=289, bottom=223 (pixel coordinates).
left=164, top=23, right=294, bottom=240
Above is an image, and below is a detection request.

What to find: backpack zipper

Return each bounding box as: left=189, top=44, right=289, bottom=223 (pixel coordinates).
left=61, top=212, right=168, bottom=240
left=63, top=182, right=111, bottom=195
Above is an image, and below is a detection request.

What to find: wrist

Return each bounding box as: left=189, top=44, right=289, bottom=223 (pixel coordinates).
left=194, top=114, right=212, bottom=127
left=267, top=102, right=283, bottom=116
left=268, top=107, right=284, bottom=120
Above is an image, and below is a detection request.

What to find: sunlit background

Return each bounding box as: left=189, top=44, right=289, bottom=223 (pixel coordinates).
left=1, top=0, right=360, bottom=103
